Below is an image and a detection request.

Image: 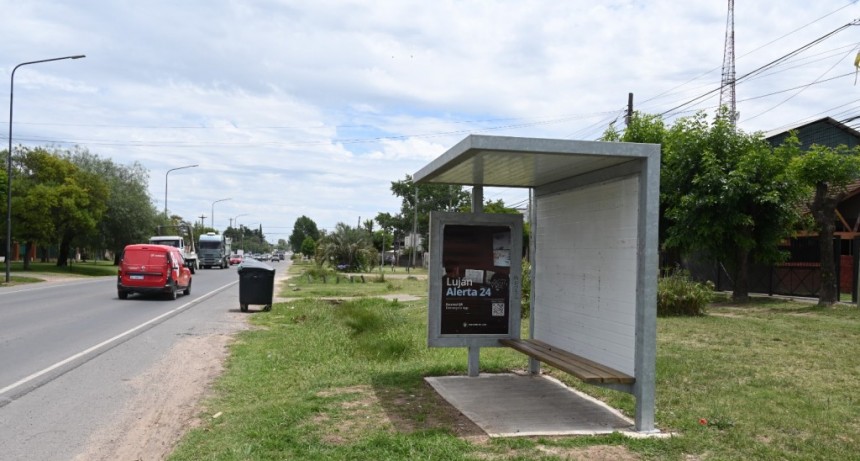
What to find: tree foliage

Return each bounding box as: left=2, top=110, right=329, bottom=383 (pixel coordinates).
left=603, top=110, right=805, bottom=302
left=66, top=148, right=159, bottom=264
left=315, top=222, right=377, bottom=271
left=379, top=175, right=470, bottom=251
left=661, top=111, right=804, bottom=301
left=300, top=236, right=316, bottom=258
left=289, top=215, right=320, bottom=252
left=9, top=147, right=110, bottom=267
left=789, top=138, right=860, bottom=305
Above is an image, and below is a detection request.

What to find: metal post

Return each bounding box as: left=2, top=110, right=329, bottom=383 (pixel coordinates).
left=468, top=346, right=480, bottom=377
left=211, top=197, right=231, bottom=228
left=467, top=185, right=484, bottom=377
left=164, top=164, right=198, bottom=217
left=411, top=188, right=418, bottom=267
left=6, top=55, right=85, bottom=283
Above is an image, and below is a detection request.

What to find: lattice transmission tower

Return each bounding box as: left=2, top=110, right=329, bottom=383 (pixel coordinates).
left=719, top=0, right=737, bottom=126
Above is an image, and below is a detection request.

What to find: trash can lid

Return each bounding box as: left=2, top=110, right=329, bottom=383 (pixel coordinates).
left=237, top=257, right=275, bottom=272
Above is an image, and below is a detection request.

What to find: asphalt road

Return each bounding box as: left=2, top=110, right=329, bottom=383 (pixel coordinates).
left=0, top=262, right=278, bottom=460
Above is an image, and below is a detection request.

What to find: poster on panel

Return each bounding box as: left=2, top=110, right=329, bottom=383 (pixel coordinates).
left=428, top=212, right=522, bottom=347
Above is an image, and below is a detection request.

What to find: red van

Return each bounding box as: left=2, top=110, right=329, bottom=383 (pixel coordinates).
left=117, top=244, right=192, bottom=300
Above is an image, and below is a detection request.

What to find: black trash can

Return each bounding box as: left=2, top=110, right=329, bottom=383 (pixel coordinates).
left=237, top=258, right=275, bottom=312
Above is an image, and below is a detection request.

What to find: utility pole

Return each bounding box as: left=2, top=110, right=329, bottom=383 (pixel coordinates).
left=626, top=92, right=634, bottom=127
left=198, top=214, right=206, bottom=227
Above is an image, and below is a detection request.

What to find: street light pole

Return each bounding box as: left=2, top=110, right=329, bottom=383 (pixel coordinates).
left=6, top=54, right=85, bottom=283
left=211, top=198, right=231, bottom=228
left=231, top=213, right=248, bottom=230
left=163, top=164, right=198, bottom=217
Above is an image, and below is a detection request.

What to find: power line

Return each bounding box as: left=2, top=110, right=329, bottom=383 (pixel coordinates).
left=638, top=0, right=858, bottom=110
left=742, top=46, right=857, bottom=123
left=660, top=18, right=860, bottom=119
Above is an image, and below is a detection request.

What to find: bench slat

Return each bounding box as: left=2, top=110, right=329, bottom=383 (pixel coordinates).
left=500, top=338, right=634, bottom=384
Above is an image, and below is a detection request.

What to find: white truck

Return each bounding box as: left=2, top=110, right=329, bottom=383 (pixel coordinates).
left=150, top=225, right=198, bottom=273
left=198, top=232, right=231, bottom=269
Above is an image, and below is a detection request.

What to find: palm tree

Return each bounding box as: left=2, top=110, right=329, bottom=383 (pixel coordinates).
left=315, top=223, right=377, bottom=271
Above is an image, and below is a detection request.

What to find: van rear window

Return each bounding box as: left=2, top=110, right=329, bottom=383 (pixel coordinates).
left=124, top=250, right=168, bottom=265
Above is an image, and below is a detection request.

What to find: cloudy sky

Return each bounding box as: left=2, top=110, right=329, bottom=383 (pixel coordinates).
left=2, top=1, right=859, bottom=242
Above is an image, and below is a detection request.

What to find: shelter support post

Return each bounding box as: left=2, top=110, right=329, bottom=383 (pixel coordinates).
left=468, top=346, right=480, bottom=377
left=529, top=187, right=539, bottom=376
left=466, top=186, right=484, bottom=378
left=471, top=186, right=483, bottom=213
left=528, top=357, right=540, bottom=375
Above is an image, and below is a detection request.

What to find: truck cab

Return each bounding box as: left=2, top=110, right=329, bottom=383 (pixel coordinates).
left=198, top=232, right=230, bottom=269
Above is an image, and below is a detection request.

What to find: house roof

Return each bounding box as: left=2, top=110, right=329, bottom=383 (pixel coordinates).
left=764, top=116, right=860, bottom=141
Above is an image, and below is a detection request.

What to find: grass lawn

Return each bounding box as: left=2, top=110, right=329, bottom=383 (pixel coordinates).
left=0, top=260, right=116, bottom=286
left=169, top=266, right=860, bottom=460
left=279, top=260, right=427, bottom=299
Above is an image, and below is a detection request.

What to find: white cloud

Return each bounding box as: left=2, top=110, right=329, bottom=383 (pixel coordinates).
left=2, top=0, right=859, bottom=236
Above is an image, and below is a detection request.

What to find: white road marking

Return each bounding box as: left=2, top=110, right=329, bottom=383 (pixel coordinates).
left=0, top=281, right=237, bottom=396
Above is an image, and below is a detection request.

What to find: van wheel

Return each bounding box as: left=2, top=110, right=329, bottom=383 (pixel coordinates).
left=183, top=280, right=192, bottom=296
left=168, top=286, right=178, bottom=300
left=240, top=304, right=248, bottom=312
left=118, top=290, right=128, bottom=300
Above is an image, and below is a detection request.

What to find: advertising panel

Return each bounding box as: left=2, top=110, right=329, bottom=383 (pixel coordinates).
left=428, top=212, right=522, bottom=347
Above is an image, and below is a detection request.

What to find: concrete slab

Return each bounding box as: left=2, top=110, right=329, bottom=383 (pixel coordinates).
left=425, top=373, right=635, bottom=437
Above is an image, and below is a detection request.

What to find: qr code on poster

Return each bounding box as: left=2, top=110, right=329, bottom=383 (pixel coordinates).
left=491, top=302, right=505, bottom=316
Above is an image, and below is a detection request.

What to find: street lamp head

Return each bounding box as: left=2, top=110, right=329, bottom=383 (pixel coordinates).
left=70, top=55, right=86, bottom=59
left=164, top=164, right=199, bottom=217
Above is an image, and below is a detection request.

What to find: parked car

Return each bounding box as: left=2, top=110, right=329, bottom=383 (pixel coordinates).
left=229, top=254, right=242, bottom=265
left=117, top=243, right=192, bottom=300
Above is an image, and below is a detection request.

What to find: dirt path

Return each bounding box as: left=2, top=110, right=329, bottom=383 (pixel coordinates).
left=69, top=270, right=295, bottom=461
left=71, top=330, right=243, bottom=461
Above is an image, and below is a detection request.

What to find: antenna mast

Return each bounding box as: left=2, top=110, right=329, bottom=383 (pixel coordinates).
left=720, top=0, right=737, bottom=126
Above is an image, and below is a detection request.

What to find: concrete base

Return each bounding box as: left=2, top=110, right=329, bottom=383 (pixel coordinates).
left=425, top=373, right=636, bottom=437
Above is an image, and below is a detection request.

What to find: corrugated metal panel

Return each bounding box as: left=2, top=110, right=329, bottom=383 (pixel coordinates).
left=414, top=134, right=655, bottom=188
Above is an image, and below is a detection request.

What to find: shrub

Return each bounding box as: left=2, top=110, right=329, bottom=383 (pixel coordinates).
left=657, top=270, right=713, bottom=316
left=304, top=265, right=336, bottom=280
left=521, top=261, right=531, bottom=319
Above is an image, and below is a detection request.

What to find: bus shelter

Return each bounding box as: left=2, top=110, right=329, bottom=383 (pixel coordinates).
left=414, top=134, right=660, bottom=432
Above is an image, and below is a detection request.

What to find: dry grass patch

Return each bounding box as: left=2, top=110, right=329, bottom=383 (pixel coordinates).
left=309, top=382, right=485, bottom=446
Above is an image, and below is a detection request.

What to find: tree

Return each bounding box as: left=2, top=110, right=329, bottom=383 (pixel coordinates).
left=315, top=222, right=377, bottom=271
left=600, top=112, right=666, bottom=145
left=232, top=224, right=268, bottom=254
left=661, top=111, right=804, bottom=302
left=289, top=216, right=320, bottom=252
left=789, top=138, right=860, bottom=305
left=300, top=236, right=316, bottom=258
left=384, top=175, right=470, bottom=252
left=9, top=147, right=109, bottom=268
left=481, top=198, right=520, bottom=215
left=66, top=149, right=159, bottom=264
